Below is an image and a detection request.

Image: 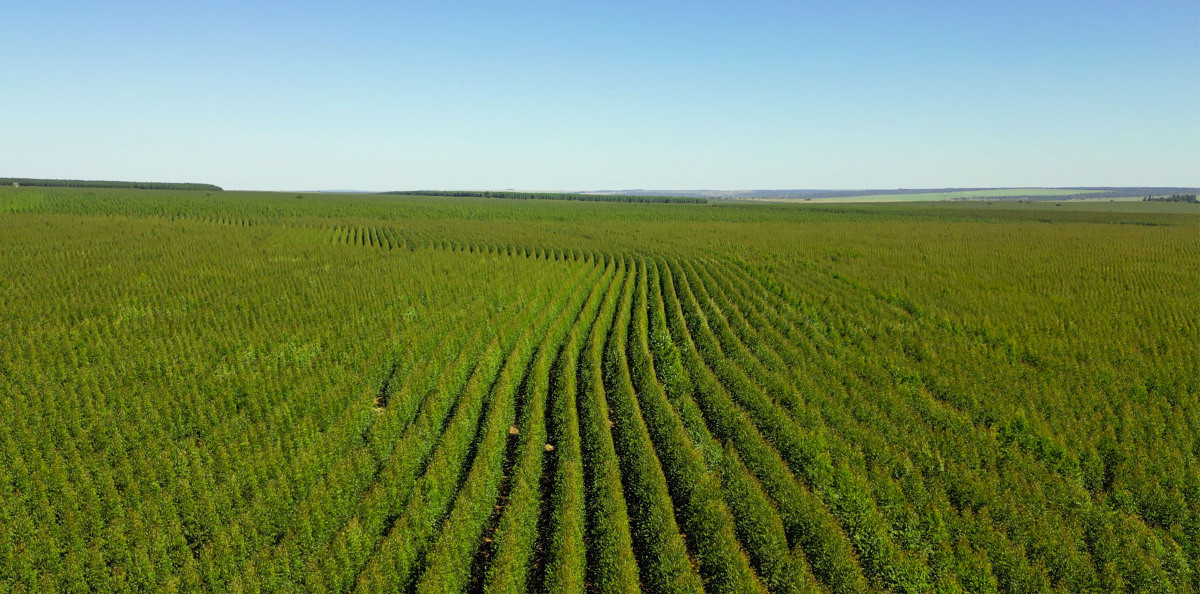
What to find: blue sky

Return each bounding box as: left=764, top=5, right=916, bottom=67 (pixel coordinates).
left=3, top=1, right=1197, bottom=191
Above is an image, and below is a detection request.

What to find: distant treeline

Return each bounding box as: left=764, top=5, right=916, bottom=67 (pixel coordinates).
left=612, top=187, right=1200, bottom=201
left=381, top=190, right=706, bottom=204
left=1, top=178, right=223, bottom=191
left=1144, top=194, right=1198, bottom=203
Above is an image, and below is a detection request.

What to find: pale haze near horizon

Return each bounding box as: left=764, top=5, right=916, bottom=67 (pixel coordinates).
left=3, top=1, right=1198, bottom=192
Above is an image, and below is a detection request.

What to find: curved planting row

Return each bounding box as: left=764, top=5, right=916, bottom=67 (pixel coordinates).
left=574, top=258, right=642, bottom=592
left=705, top=257, right=1184, bottom=591
left=407, top=256, right=608, bottom=593
left=696, top=259, right=1035, bottom=590
left=479, top=255, right=620, bottom=592
left=602, top=257, right=704, bottom=592
left=628, top=258, right=785, bottom=594
left=327, top=223, right=610, bottom=264
left=351, top=257, right=601, bottom=592
left=652, top=257, right=870, bottom=594
left=669, top=258, right=928, bottom=590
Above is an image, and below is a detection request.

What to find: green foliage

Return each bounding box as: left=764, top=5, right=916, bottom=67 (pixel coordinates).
left=576, top=259, right=643, bottom=592
left=0, top=177, right=221, bottom=190
left=631, top=258, right=779, bottom=593
left=1, top=187, right=1196, bottom=592
left=601, top=257, right=705, bottom=592
left=1144, top=193, right=1198, bottom=203
left=482, top=260, right=615, bottom=592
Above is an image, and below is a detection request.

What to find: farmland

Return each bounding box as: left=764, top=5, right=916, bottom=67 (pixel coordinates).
left=747, top=189, right=1106, bottom=203
left=1, top=186, right=1198, bottom=592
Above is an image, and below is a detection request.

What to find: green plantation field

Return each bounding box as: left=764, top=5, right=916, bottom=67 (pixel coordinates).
left=1, top=187, right=1198, bottom=593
